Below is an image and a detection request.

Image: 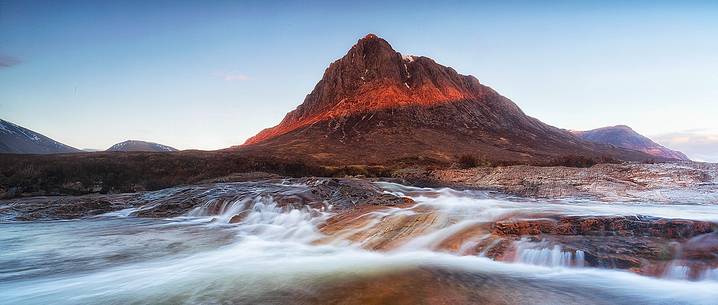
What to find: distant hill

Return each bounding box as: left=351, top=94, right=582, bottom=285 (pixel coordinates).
left=240, top=34, right=654, bottom=164
left=571, top=125, right=689, bottom=160
left=106, top=140, right=178, bottom=152
left=0, top=119, right=81, bottom=154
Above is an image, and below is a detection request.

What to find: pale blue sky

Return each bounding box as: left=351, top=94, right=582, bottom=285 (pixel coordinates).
left=1, top=1, right=716, bottom=160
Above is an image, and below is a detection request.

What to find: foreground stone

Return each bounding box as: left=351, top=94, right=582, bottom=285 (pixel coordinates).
left=0, top=193, right=137, bottom=221
left=318, top=205, right=718, bottom=280
left=492, top=215, right=716, bottom=239
left=0, top=178, right=412, bottom=221
left=487, top=215, right=718, bottom=278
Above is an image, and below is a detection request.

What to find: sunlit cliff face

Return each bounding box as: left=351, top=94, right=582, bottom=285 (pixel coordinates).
left=244, top=34, right=502, bottom=145
left=238, top=34, right=654, bottom=165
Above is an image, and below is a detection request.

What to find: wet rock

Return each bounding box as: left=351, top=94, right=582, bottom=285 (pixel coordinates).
left=682, top=233, right=718, bottom=260
left=0, top=194, right=137, bottom=221
left=129, top=178, right=413, bottom=219
left=132, top=195, right=205, bottom=218
left=319, top=206, right=439, bottom=250
left=0, top=178, right=413, bottom=221
left=414, top=162, right=718, bottom=202
left=228, top=210, right=251, bottom=224
left=486, top=215, right=718, bottom=278
left=492, top=215, right=716, bottom=239
left=300, top=177, right=413, bottom=209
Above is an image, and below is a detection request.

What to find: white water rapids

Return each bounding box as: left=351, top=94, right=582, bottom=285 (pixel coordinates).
left=1, top=182, right=717, bottom=304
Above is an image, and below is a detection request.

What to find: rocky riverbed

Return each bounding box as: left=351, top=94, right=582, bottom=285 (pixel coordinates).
left=0, top=177, right=410, bottom=221
left=1, top=163, right=717, bottom=304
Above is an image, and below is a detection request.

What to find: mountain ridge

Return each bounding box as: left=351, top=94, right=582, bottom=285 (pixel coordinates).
left=0, top=119, right=81, bottom=154
left=240, top=34, right=656, bottom=164
left=107, top=140, right=178, bottom=152
left=245, top=34, right=506, bottom=145
left=571, top=125, right=689, bottom=161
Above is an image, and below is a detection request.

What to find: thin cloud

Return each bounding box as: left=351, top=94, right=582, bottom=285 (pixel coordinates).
left=652, top=129, right=718, bottom=162
left=0, top=55, right=21, bottom=68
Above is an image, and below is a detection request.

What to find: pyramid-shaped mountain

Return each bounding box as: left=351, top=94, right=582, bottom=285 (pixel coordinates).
left=241, top=34, right=652, bottom=164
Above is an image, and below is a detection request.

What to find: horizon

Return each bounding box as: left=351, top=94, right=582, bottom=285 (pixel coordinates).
left=1, top=1, right=717, bottom=161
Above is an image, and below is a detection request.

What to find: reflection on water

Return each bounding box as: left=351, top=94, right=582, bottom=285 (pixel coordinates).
left=1, top=182, right=717, bottom=305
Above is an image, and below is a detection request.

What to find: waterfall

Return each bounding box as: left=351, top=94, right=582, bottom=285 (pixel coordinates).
left=663, top=264, right=691, bottom=280
left=663, top=265, right=718, bottom=282
left=700, top=268, right=718, bottom=281
left=515, top=243, right=585, bottom=268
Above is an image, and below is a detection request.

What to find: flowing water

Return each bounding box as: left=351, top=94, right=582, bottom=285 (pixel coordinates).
left=1, top=182, right=717, bottom=305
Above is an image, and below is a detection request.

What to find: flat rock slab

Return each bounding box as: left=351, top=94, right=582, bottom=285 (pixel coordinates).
left=0, top=178, right=413, bottom=221
left=398, top=162, right=718, bottom=202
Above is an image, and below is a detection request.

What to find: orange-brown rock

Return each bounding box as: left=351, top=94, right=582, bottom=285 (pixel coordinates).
left=492, top=215, right=716, bottom=239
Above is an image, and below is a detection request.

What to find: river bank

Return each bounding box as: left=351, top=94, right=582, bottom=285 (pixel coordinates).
left=396, top=161, right=718, bottom=202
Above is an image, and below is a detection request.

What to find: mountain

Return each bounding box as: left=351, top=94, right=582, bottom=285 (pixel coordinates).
left=107, top=140, right=178, bottom=152
left=571, top=125, right=689, bottom=160
left=0, top=119, right=81, bottom=154
left=241, top=34, right=654, bottom=165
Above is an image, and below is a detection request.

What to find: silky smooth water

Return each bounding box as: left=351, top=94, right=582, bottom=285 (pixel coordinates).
left=1, top=183, right=717, bottom=305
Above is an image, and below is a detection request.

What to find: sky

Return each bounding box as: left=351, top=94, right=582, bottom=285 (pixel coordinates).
left=1, top=0, right=716, bottom=161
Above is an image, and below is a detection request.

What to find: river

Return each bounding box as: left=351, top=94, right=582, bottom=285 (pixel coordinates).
left=1, top=182, right=717, bottom=305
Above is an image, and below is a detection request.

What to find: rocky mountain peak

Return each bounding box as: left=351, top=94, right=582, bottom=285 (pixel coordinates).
left=322, top=33, right=405, bottom=92
left=239, top=34, right=655, bottom=165
left=244, top=34, right=491, bottom=145
left=353, top=33, right=395, bottom=55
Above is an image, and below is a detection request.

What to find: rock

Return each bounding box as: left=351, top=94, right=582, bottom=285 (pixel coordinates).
left=485, top=215, right=718, bottom=277
left=421, top=162, right=718, bottom=202
left=300, top=177, right=413, bottom=210
left=0, top=178, right=413, bottom=221
left=1, top=194, right=137, bottom=221
left=492, top=215, right=716, bottom=239
left=173, top=178, right=412, bottom=218
left=228, top=210, right=251, bottom=224
left=682, top=233, right=718, bottom=260
left=132, top=195, right=204, bottom=218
